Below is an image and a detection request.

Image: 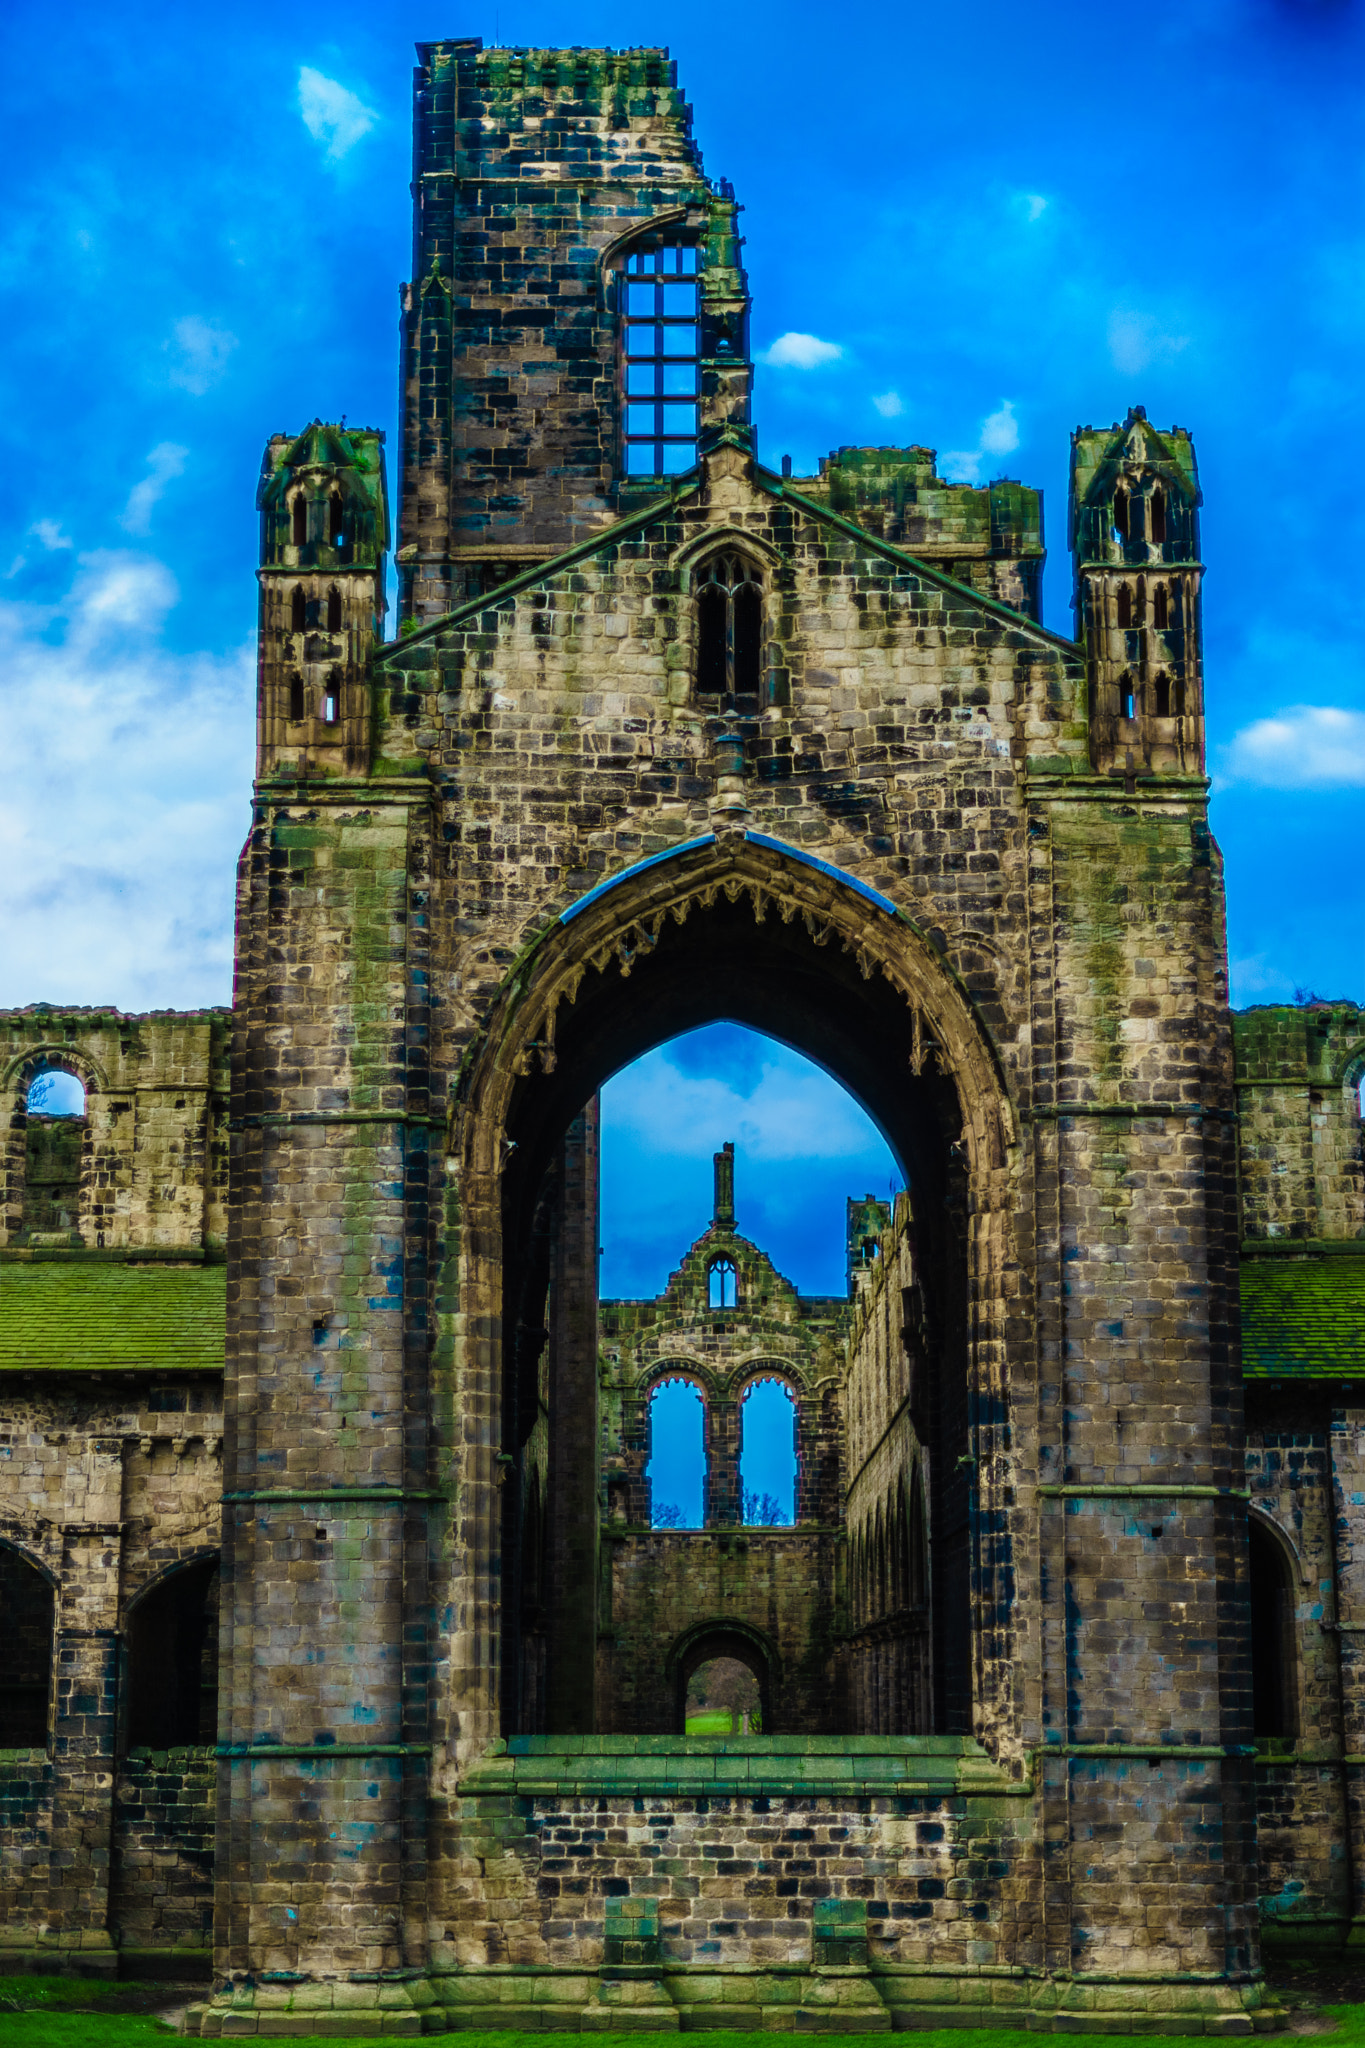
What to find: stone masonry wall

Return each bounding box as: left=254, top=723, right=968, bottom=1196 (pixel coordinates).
left=1236, top=1003, right=1365, bottom=1246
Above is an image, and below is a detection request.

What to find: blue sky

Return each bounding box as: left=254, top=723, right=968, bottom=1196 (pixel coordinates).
left=2, top=0, right=1362, bottom=1289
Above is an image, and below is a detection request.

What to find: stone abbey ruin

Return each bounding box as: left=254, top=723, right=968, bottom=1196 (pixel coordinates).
left=3, top=33, right=1365, bottom=2038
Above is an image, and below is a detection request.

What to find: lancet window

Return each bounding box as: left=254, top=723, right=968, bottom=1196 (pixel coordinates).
left=695, top=553, right=763, bottom=700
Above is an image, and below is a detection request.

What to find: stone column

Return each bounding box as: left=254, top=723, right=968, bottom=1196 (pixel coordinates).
left=545, top=1102, right=600, bottom=1733
left=45, top=1434, right=125, bottom=1975
left=1330, top=1409, right=1365, bottom=1946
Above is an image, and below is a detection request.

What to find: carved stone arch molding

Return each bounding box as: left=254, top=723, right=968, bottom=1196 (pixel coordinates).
left=2, top=1042, right=109, bottom=1095
left=445, top=827, right=1023, bottom=1761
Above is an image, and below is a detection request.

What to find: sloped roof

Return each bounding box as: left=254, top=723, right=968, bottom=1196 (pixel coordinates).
left=0, top=1263, right=225, bottom=1373
left=1242, top=1255, right=1365, bottom=1380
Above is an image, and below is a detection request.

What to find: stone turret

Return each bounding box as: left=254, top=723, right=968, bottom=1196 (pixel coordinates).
left=1070, top=404, right=1204, bottom=777
left=255, top=422, right=388, bottom=778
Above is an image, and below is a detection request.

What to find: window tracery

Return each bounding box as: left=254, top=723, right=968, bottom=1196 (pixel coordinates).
left=618, top=241, right=699, bottom=478
left=695, top=552, right=763, bottom=701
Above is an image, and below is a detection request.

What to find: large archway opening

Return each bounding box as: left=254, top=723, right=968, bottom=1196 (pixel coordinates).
left=0, top=1542, right=54, bottom=1748
left=474, top=848, right=1003, bottom=1745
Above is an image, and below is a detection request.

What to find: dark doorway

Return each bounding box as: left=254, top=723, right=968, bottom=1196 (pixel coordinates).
left=0, top=1544, right=54, bottom=1747
left=1248, top=1519, right=1297, bottom=1739
left=125, top=1557, right=220, bottom=1748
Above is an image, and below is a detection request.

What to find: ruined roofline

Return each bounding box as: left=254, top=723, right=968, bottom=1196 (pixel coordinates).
left=0, top=1004, right=232, bottom=1022
left=377, top=452, right=1082, bottom=663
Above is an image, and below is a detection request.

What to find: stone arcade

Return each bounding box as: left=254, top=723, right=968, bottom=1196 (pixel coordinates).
left=4, top=35, right=1365, bottom=2037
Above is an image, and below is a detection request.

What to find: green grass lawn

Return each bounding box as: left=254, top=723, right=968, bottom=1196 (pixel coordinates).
left=683, top=1709, right=735, bottom=1733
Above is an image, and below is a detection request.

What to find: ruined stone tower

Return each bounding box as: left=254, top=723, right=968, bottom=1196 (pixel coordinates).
left=202, top=36, right=1262, bottom=2035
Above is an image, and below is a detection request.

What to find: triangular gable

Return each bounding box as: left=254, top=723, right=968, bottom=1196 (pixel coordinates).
left=378, top=441, right=1079, bottom=666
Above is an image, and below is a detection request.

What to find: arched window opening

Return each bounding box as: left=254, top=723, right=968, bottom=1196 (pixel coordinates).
left=694, top=553, right=764, bottom=701
left=125, top=1556, right=220, bottom=1749
left=289, top=673, right=305, bottom=722
left=326, top=586, right=342, bottom=633
left=908, top=1469, right=928, bottom=1609
left=708, top=1256, right=737, bottom=1310
left=1150, top=487, right=1167, bottom=544
left=322, top=672, right=341, bottom=726
left=1113, top=488, right=1130, bottom=544
left=618, top=239, right=700, bottom=478
left=24, top=1068, right=86, bottom=1237
left=329, top=492, right=347, bottom=555
left=1119, top=672, right=1135, bottom=720
left=739, top=1376, right=796, bottom=1525
left=1152, top=583, right=1169, bottom=630
left=1248, top=1520, right=1298, bottom=1739
left=26, top=1069, right=85, bottom=1117
left=1115, top=584, right=1132, bottom=629
left=1174, top=676, right=1187, bottom=717
left=686, top=1656, right=761, bottom=1734
left=646, top=1377, right=707, bottom=1528
left=291, top=494, right=308, bottom=546
left=290, top=585, right=307, bottom=634
left=1154, top=672, right=1172, bottom=718
left=0, top=1545, right=54, bottom=1748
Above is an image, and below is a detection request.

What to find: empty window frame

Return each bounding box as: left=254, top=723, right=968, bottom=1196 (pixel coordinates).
left=1112, top=488, right=1130, bottom=545
left=1118, top=672, right=1136, bottom=720
left=1248, top=1519, right=1298, bottom=1738
left=322, top=672, right=341, bottom=725
left=291, top=585, right=307, bottom=633
left=1152, top=583, right=1168, bottom=630
left=289, top=673, right=305, bottom=722
left=326, top=586, right=342, bottom=632
left=620, top=242, right=700, bottom=479
left=1115, top=584, right=1132, bottom=629
left=1150, top=487, right=1167, bottom=544
left=696, top=553, right=763, bottom=699
left=292, top=495, right=308, bottom=546
left=708, top=1256, right=738, bottom=1310
left=0, top=1544, right=54, bottom=1748
left=125, top=1556, right=220, bottom=1748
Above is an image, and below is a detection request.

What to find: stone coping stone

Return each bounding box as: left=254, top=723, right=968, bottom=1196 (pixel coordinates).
left=462, top=1735, right=1005, bottom=1800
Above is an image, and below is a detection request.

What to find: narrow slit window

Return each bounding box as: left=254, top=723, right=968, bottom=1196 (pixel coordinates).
left=619, top=241, right=700, bottom=479
left=1174, top=676, right=1186, bottom=717
left=292, top=495, right=308, bottom=546
left=290, top=585, right=307, bottom=633
left=1119, top=673, right=1135, bottom=720
left=694, top=554, right=763, bottom=701
left=1150, top=488, right=1167, bottom=544
left=289, top=673, right=305, bottom=722
left=1152, top=584, right=1168, bottom=629
left=329, top=493, right=347, bottom=554
left=326, top=586, right=342, bottom=632
left=1154, top=672, right=1172, bottom=718
left=1116, top=585, right=1132, bottom=629
left=1113, top=489, right=1129, bottom=544
left=323, top=672, right=341, bottom=725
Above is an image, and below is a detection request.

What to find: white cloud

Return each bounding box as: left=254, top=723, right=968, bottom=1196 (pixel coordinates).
left=762, top=331, right=843, bottom=369
left=872, top=390, right=904, bottom=419
left=604, top=1040, right=880, bottom=1165
left=298, top=66, right=378, bottom=163
left=1018, top=193, right=1047, bottom=223
left=0, top=551, right=254, bottom=1009
left=1221, top=705, right=1365, bottom=789
left=165, top=316, right=238, bottom=396
left=979, top=400, right=1019, bottom=457
left=1107, top=308, right=1190, bottom=376
left=942, top=399, right=1021, bottom=484
left=121, top=443, right=189, bottom=535
left=32, top=519, right=73, bottom=552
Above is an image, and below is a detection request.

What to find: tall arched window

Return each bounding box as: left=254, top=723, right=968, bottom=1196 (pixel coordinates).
left=1113, top=488, right=1130, bottom=544
left=695, top=554, right=763, bottom=701
left=645, top=1378, right=707, bottom=1528
left=24, top=1067, right=86, bottom=1237
left=289, top=673, right=305, bottom=722
left=1154, top=672, right=1172, bottom=718
left=322, top=671, right=341, bottom=725
left=329, top=492, right=347, bottom=555
left=1119, top=672, right=1135, bottom=720
left=0, top=1544, right=54, bottom=1748
left=291, top=494, right=308, bottom=546
left=739, top=1377, right=796, bottom=1525
left=290, top=585, right=307, bottom=633
left=1248, top=1519, right=1298, bottom=1739
left=708, top=1256, right=737, bottom=1309
left=326, top=586, right=342, bottom=633
left=1115, top=584, right=1132, bottom=629
left=1152, top=583, right=1169, bottom=629
left=618, top=241, right=700, bottom=478
left=125, top=1556, right=220, bottom=1749
left=1150, top=487, right=1167, bottom=544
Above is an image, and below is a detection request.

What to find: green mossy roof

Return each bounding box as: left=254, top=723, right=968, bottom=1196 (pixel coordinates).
left=1242, top=1256, right=1365, bottom=1379
left=0, top=1264, right=225, bottom=1373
